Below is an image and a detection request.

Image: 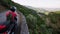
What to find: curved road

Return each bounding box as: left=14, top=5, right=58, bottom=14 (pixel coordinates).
left=0, top=10, right=29, bottom=34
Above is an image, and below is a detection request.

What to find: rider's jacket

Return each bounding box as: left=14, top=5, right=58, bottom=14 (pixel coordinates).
left=6, top=10, right=17, bottom=22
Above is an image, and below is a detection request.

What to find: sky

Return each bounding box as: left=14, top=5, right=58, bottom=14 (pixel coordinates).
left=12, top=0, right=60, bottom=8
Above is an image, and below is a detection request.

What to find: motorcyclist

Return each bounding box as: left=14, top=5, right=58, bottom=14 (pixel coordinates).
left=6, top=6, right=18, bottom=34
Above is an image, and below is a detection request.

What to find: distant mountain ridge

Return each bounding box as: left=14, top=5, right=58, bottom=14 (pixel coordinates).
left=24, top=5, right=60, bottom=12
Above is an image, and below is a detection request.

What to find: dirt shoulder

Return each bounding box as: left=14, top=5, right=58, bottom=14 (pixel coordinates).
left=0, top=5, right=6, bottom=12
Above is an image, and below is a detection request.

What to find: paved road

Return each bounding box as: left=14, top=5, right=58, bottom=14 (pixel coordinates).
left=0, top=11, right=6, bottom=23
left=0, top=11, right=29, bottom=34
left=17, top=11, right=29, bottom=34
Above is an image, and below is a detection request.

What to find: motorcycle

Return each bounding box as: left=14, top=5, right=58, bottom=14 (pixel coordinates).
left=0, top=20, right=17, bottom=34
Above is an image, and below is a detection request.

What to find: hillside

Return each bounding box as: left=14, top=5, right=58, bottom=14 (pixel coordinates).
left=0, top=0, right=60, bottom=34
left=24, top=5, right=60, bottom=34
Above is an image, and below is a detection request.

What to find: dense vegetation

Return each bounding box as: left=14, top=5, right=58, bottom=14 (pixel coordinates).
left=0, top=0, right=60, bottom=34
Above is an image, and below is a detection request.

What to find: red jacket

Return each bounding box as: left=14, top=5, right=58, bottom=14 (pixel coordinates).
left=6, top=10, right=17, bottom=21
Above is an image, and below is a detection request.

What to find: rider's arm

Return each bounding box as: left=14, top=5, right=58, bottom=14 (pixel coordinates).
left=6, top=12, right=9, bottom=20
left=6, top=11, right=10, bottom=20
left=14, top=16, right=17, bottom=21
left=14, top=13, right=17, bottom=21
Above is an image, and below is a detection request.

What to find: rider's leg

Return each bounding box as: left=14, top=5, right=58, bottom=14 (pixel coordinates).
left=14, top=20, right=18, bottom=34
left=10, top=20, right=18, bottom=34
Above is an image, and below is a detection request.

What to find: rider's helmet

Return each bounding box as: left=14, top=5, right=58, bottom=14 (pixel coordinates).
left=10, top=6, right=17, bottom=12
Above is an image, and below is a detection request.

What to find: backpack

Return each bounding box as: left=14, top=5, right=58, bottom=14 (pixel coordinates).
left=7, top=12, right=12, bottom=21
